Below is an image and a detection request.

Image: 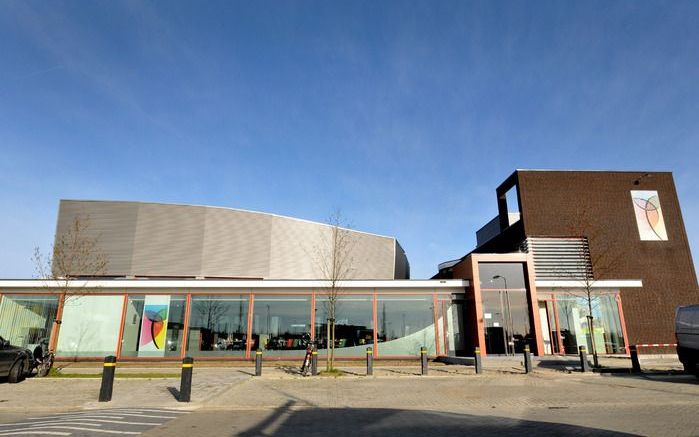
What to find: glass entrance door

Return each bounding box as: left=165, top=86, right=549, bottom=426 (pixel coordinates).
left=437, top=298, right=466, bottom=356
left=482, top=291, right=513, bottom=355
left=538, top=301, right=552, bottom=354
left=482, top=289, right=531, bottom=356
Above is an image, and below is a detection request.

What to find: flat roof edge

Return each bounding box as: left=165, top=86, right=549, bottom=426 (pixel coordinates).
left=0, top=279, right=469, bottom=289
left=536, top=280, right=643, bottom=288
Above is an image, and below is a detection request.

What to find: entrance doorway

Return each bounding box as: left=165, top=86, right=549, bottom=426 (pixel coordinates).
left=538, top=301, right=552, bottom=354
left=437, top=298, right=466, bottom=356
left=482, top=290, right=514, bottom=355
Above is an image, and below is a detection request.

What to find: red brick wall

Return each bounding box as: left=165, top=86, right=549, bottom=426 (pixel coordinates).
left=516, top=170, right=699, bottom=345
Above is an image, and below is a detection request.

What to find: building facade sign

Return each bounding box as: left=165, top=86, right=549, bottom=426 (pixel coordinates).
left=631, top=190, right=668, bottom=241
left=139, top=295, right=171, bottom=356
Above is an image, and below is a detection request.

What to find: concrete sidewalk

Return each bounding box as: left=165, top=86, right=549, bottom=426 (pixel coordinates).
left=0, top=356, right=687, bottom=414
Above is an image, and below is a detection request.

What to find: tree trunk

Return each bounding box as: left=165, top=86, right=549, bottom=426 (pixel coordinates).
left=49, top=292, right=67, bottom=353
left=330, top=320, right=336, bottom=370
left=587, top=295, right=600, bottom=367
left=326, top=320, right=331, bottom=371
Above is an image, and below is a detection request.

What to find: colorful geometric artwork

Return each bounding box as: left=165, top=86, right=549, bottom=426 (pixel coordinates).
left=631, top=190, right=668, bottom=241
left=139, top=295, right=170, bottom=354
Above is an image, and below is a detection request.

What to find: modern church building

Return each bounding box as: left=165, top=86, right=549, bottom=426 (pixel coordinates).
left=0, top=170, right=697, bottom=361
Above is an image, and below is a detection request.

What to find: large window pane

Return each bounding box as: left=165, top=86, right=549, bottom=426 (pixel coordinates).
left=482, top=290, right=531, bottom=355
left=252, top=295, right=311, bottom=356
left=556, top=293, right=625, bottom=354
left=187, top=295, right=249, bottom=357
left=120, top=295, right=186, bottom=358
left=479, top=262, right=531, bottom=355
left=438, top=299, right=466, bottom=356
left=0, top=295, right=58, bottom=348
left=315, top=296, right=374, bottom=357
left=479, top=262, right=527, bottom=290
left=377, top=295, right=436, bottom=356
left=57, top=295, right=123, bottom=357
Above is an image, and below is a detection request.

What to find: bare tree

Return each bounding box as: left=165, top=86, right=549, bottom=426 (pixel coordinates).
left=32, top=213, right=108, bottom=351
left=314, top=210, right=356, bottom=372
left=193, top=299, right=231, bottom=350
left=560, top=207, right=621, bottom=367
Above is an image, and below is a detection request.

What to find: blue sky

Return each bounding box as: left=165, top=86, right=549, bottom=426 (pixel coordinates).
left=1, top=1, right=698, bottom=279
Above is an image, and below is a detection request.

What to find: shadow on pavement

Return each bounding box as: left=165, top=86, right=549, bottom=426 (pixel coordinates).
left=234, top=404, right=636, bottom=437
left=167, top=386, right=181, bottom=400
left=277, top=366, right=303, bottom=376
left=534, top=359, right=583, bottom=372
left=603, top=372, right=699, bottom=385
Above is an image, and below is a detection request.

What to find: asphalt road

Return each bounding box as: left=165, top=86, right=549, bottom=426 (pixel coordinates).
left=0, top=365, right=697, bottom=436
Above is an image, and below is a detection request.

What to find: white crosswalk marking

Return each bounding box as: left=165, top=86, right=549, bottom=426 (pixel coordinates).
left=107, top=409, right=189, bottom=414
left=27, top=415, right=126, bottom=420
left=22, top=426, right=140, bottom=434
left=30, top=422, right=102, bottom=427
left=0, top=432, right=71, bottom=436
left=1, top=408, right=184, bottom=436
left=103, top=413, right=178, bottom=419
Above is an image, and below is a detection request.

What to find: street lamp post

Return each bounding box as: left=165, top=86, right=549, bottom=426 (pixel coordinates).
left=493, top=275, right=514, bottom=355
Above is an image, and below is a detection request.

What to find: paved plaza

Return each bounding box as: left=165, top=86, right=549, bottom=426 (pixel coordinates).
left=0, top=359, right=697, bottom=436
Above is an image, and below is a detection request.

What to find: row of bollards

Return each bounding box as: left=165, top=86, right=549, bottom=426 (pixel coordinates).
left=251, top=346, right=424, bottom=377
left=99, top=342, right=572, bottom=403
left=98, top=355, right=194, bottom=403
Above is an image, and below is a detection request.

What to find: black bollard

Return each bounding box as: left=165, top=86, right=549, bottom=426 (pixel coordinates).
left=366, top=347, right=373, bottom=376
left=420, top=347, right=428, bottom=376
left=630, top=345, right=641, bottom=373
left=523, top=344, right=533, bottom=374
left=579, top=345, right=591, bottom=372
left=311, top=347, right=318, bottom=376
left=98, top=355, right=117, bottom=402
left=255, top=349, right=262, bottom=376
left=179, top=357, right=193, bottom=402
left=474, top=347, right=483, bottom=374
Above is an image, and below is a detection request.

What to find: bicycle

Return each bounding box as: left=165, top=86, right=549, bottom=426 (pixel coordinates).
left=300, top=339, right=316, bottom=376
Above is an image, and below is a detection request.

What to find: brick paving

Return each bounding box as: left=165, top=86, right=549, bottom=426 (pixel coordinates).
left=1, top=361, right=697, bottom=436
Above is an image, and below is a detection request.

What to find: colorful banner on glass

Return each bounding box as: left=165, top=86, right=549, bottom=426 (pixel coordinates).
left=139, top=295, right=171, bottom=355
left=631, top=190, right=668, bottom=241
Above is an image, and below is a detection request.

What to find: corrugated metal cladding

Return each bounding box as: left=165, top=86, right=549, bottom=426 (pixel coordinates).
left=522, top=237, right=592, bottom=280
left=55, top=200, right=409, bottom=280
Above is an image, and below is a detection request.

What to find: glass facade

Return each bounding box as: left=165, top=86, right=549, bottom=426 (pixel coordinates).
left=187, top=295, right=248, bottom=356
left=121, top=295, right=186, bottom=358
left=315, top=296, right=374, bottom=356
left=556, top=293, right=626, bottom=354
left=0, top=295, right=58, bottom=348
left=437, top=299, right=467, bottom=356
left=252, top=295, right=311, bottom=356
left=0, top=289, right=467, bottom=359
left=377, top=295, right=436, bottom=355
left=479, top=263, right=532, bottom=355
left=56, top=295, right=124, bottom=357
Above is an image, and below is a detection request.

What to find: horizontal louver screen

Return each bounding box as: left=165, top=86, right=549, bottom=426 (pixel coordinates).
left=523, top=237, right=592, bottom=280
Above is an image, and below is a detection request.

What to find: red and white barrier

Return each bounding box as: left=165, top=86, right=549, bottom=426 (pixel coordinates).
left=635, top=343, right=677, bottom=348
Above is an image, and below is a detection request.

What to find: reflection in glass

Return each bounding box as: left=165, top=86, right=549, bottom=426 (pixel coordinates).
left=438, top=299, right=466, bottom=356
left=120, top=295, right=186, bottom=358
left=479, top=262, right=531, bottom=355
left=186, top=295, right=248, bottom=356
left=57, top=295, right=124, bottom=357
left=315, top=296, right=374, bottom=356
left=478, top=263, right=527, bottom=290
left=252, top=296, right=311, bottom=356
left=482, top=290, right=531, bottom=355
left=377, top=295, right=436, bottom=355
left=556, top=293, right=625, bottom=354
left=0, top=295, right=58, bottom=348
